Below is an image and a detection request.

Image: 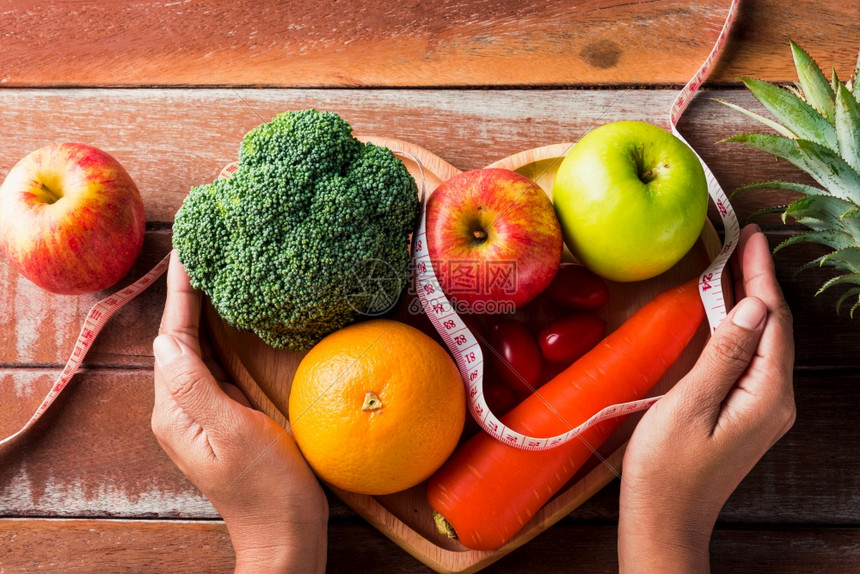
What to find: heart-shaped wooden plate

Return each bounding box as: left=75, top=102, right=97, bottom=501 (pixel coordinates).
left=204, top=136, right=725, bottom=573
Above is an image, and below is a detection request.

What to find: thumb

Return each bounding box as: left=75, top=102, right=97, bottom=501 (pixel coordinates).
left=670, top=297, right=768, bottom=421
left=153, top=333, right=234, bottom=428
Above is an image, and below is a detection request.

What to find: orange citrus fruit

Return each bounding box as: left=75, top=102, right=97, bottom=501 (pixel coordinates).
left=288, top=319, right=466, bottom=495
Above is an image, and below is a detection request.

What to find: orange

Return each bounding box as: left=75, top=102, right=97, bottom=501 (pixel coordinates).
left=289, top=319, right=466, bottom=495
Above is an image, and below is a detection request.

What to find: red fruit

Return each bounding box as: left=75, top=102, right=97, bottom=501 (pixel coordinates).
left=425, top=168, right=563, bottom=310
left=545, top=264, right=610, bottom=311
left=538, top=313, right=607, bottom=364
left=461, top=371, right=520, bottom=441
left=487, top=319, right=544, bottom=396
left=484, top=378, right=519, bottom=417
left=0, top=143, right=146, bottom=294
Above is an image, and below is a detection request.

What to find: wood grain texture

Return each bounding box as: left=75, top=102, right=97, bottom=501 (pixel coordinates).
left=0, top=88, right=839, bottom=224
left=0, top=89, right=857, bottom=368
left=1, top=368, right=856, bottom=526
left=0, top=229, right=856, bottom=369
left=1, top=519, right=858, bottom=573
left=0, top=0, right=854, bottom=87
left=0, top=232, right=171, bottom=368
left=0, top=1, right=854, bottom=569
left=0, top=369, right=217, bottom=519
left=0, top=519, right=234, bottom=573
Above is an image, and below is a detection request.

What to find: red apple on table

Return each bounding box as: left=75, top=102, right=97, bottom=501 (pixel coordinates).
left=0, top=143, right=146, bottom=295
left=425, top=168, right=562, bottom=311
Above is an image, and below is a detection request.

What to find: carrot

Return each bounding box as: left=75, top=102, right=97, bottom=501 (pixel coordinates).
left=427, top=278, right=705, bottom=551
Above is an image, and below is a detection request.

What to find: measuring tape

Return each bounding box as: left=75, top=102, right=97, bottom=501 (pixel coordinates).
left=1, top=0, right=740, bottom=449
left=413, top=0, right=741, bottom=451
left=0, top=255, right=170, bottom=447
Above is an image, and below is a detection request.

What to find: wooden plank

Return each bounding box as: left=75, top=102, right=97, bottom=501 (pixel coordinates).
left=481, top=524, right=860, bottom=573
left=0, top=231, right=171, bottom=368
left=1, top=369, right=857, bottom=524
left=565, top=369, right=860, bottom=524
left=1, top=519, right=858, bottom=573
left=0, top=1, right=854, bottom=87
left=0, top=96, right=857, bottom=368
left=4, top=88, right=857, bottom=368
left=767, top=233, right=860, bottom=369
left=0, top=88, right=835, bottom=224
left=0, top=519, right=234, bottom=573
left=0, top=369, right=218, bottom=519
left=2, top=230, right=857, bottom=369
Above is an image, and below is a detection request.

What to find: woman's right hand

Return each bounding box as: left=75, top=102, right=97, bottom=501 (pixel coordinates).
left=618, top=224, right=796, bottom=573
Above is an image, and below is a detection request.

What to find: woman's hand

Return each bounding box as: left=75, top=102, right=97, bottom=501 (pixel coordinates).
left=151, top=251, right=328, bottom=573
left=618, top=224, right=796, bottom=573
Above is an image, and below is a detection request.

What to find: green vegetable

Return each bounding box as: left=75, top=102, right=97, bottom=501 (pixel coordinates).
left=173, top=109, right=419, bottom=350
left=720, top=41, right=860, bottom=315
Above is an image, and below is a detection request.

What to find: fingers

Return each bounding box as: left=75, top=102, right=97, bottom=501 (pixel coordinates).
left=736, top=227, right=788, bottom=316
left=735, top=224, right=795, bottom=387
left=669, top=296, right=768, bottom=427
left=221, top=381, right=253, bottom=408
left=159, top=250, right=203, bottom=356
left=153, top=333, right=237, bottom=434
left=731, top=224, right=761, bottom=301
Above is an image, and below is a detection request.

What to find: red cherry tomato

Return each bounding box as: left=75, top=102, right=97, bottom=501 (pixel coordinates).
left=545, top=264, right=610, bottom=311
left=487, top=319, right=544, bottom=397
left=539, top=359, right=568, bottom=386
left=538, top=313, right=607, bottom=365
left=460, top=372, right=519, bottom=441
left=484, top=377, right=519, bottom=417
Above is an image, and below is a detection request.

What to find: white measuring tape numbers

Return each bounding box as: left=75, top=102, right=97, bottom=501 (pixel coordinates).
left=414, top=0, right=742, bottom=451
left=0, top=255, right=170, bottom=447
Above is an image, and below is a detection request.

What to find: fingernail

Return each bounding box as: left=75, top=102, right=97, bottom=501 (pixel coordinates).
left=153, top=334, right=184, bottom=366
left=732, top=298, right=767, bottom=330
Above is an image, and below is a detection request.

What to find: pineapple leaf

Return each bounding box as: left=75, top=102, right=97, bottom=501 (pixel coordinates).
left=839, top=208, right=860, bottom=244
left=793, top=254, right=830, bottom=277
left=741, top=77, right=838, bottom=150
left=731, top=179, right=827, bottom=198
left=791, top=218, right=835, bottom=232
left=795, top=139, right=860, bottom=205
left=723, top=132, right=806, bottom=163
left=783, top=194, right=855, bottom=228
left=835, top=82, right=860, bottom=174
left=836, top=287, right=860, bottom=314
left=713, top=99, right=797, bottom=138
left=746, top=205, right=786, bottom=221
left=854, top=50, right=860, bottom=101
left=815, top=272, right=860, bottom=296
left=723, top=134, right=860, bottom=203
left=786, top=84, right=805, bottom=100
left=821, top=246, right=860, bottom=272
left=832, top=68, right=840, bottom=96
left=773, top=230, right=855, bottom=257
left=790, top=40, right=836, bottom=122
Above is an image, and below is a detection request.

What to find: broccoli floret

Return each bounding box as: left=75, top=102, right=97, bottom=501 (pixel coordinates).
left=173, top=109, right=419, bottom=351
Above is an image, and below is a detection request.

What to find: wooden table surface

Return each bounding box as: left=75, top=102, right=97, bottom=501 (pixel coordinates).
left=1, top=1, right=858, bottom=572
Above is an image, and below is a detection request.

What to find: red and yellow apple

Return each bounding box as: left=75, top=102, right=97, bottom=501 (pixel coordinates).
left=425, top=168, right=562, bottom=310
left=0, top=143, right=146, bottom=295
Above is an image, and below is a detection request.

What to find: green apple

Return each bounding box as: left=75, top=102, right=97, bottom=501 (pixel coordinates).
left=552, top=121, right=708, bottom=282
